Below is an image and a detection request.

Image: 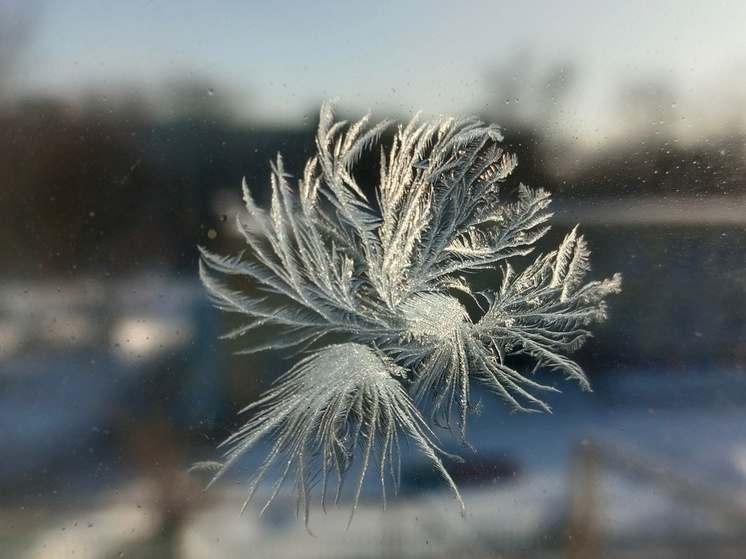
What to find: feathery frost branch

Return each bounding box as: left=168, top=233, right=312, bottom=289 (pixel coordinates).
left=198, top=100, right=621, bottom=526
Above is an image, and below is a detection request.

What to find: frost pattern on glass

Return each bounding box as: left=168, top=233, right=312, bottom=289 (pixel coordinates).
left=198, top=100, right=621, bottom=525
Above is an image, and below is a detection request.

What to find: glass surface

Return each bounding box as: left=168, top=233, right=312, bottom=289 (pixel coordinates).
left=1, top=1, right=745, bottom=557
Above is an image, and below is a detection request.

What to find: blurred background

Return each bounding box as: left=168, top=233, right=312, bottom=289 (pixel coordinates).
left=1, top=1, right=745, bottom=558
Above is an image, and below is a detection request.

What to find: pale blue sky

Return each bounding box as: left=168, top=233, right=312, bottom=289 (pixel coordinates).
left=5, top=0, right=746, bottom=142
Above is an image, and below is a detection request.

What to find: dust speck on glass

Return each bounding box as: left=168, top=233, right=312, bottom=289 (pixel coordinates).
left=197, top=100, right=622, bottom=525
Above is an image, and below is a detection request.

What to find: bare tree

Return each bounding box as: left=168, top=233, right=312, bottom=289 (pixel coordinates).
left=0, top=1, right=39, bottom=103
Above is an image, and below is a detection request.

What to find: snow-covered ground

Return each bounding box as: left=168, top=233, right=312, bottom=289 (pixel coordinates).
left=4, top=362, right=746, bottom=558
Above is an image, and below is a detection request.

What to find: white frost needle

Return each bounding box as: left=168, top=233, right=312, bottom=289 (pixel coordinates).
left=198, top=100, right=621, bottom=525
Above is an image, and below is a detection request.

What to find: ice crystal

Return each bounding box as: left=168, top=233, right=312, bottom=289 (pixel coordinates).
left=198, top=100, right=621, bottom=525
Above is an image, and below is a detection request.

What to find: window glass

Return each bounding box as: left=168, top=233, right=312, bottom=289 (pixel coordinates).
left=2, top=2, right=745, bottom=557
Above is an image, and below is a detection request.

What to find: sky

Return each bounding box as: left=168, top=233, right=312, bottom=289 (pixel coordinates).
left=3, top=0, right=746, bottom=144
